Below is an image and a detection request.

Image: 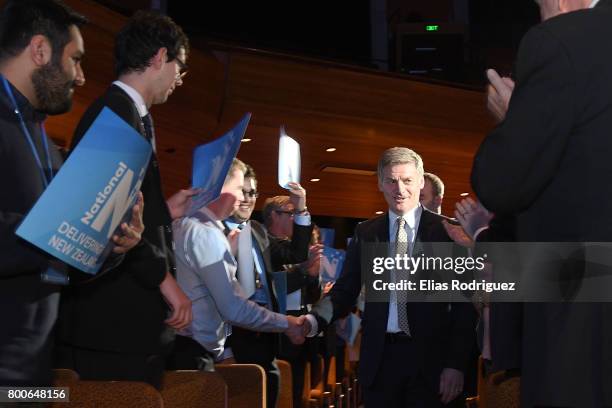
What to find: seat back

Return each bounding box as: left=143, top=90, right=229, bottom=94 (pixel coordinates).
left=277, top=360, right=293, bottom=408
left=161, top=370, right=228, bottom=408
left=215, top=363, right=267, bottom=408
left=51, top=380, right=163, bottom=408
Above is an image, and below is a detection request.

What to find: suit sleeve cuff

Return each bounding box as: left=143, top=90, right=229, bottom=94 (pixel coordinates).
left=305, top=314, right=319, bottom=337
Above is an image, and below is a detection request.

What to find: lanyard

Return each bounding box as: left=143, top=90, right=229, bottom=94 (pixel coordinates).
left=1, top=76, right=53, bottom=187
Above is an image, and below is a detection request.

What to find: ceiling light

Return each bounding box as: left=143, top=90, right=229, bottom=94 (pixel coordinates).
left=460, top=192, right=469, bottom=197
left=375, top=211, right=384, bottom=215
left=326, top=147, right=336, bottom=152
left=241, top=138, right=252, bottom=143
left=310, top=178, right=320, bottom=182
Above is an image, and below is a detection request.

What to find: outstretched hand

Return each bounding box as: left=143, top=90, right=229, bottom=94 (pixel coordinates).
left=112, top=192, right=144, bottom=254
left=285, top=315, right=311, bottom=345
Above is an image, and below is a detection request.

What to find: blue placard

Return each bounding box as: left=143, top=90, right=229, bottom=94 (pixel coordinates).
left=318, top=227, right=335, bottom=247
left=189, top=113, right=251, bottom=214
left=320, top=246, right=346, bottom=283
left=16, top=107, right=152, bottom=274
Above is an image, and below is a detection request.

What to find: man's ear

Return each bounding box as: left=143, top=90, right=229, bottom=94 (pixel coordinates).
left=151, top=47, right=168, bottom=70
left=29, top=35, right=52, bottom=66
left=434, top=195, right=443, bottom=209
left=559, top=0, right=588, bottom=13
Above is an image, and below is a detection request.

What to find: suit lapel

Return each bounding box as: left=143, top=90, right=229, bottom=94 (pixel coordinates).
left=250, top=221, right=278, bottom=306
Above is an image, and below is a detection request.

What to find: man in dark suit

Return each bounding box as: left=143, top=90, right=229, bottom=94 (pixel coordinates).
left=224, top=163, right=314, bottom=408
left=57, top=11, right=193, bottom=389
left=0, top=0, right=144, bottom=387
left=299, top=147, right=476, bottom=407
left=472, top=1, right=612, bottom=406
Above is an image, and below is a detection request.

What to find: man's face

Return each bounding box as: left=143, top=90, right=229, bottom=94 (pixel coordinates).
left=379, top=162, right=424, bottom=216
left=270, top=202, right=295, bottom=239
left=32, top=25, right=84, bottom=115
left=154, top=46, right=187, bottom=105
left=217, top=169, right=244, bottom=219
left=419, top=178, right=440, bottom=213
left=233, top=177, right=257, bottom=222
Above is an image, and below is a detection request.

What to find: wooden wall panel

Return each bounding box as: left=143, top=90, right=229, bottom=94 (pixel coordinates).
left=3, top=0, right=494, bottom=219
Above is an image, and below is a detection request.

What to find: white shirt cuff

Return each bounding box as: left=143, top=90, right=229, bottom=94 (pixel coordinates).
left=294, top=214, right=311, bottom=226
left=305, top=314, right=319, bottom=337
left=473, top=226, right=489, bottom=241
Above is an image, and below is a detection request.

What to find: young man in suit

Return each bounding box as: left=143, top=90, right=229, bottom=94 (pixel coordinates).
left=57, top=11, right=193, bottom=389
left=473, top=0, right=612, bottom=406
left=299, top=147, right=476, bottom=407
left=225, top=164, right=315, bottom=408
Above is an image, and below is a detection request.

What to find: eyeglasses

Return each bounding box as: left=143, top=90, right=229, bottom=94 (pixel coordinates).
left=274, top=210, right=294, bottom=217
left=175, top=58, right=188, bottom=81
left=243, top=189, right=259, bottom=198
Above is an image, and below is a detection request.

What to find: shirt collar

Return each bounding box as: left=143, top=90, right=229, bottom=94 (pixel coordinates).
left=112, top=80, right=148, bottom=118
left=591, top=0, right=601, bottom=7
left=388, top=204, right=422, bottom=230
left=224, top=216, right=247, bottom=230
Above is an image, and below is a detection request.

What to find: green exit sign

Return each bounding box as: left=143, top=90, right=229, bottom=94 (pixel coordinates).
left=425, top=25, right=439, bottom=31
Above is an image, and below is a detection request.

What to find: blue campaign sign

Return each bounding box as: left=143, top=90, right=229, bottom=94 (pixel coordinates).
left=320, top=246, right=346, bottom=283
left=189, top=113, right=251, bottom=214
left=318, top=227, right=336, bottom=247
left=16, top=107, right=152, bottom=274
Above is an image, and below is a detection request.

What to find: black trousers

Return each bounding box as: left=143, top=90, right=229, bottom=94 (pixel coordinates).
left=363, top=335, right=445, bottom=408
left=230, top=327, right=280, bottom=408
left=166, top=335, right=215, bottom=372
left=55, top=343, right=166, bottom=390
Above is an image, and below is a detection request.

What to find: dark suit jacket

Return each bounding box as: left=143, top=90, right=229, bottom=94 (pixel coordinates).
left=250, top=219, right=314, bottom=297
left=231, top=219, right=314, bottom=356
left=58, top=85, right=173, bottom=354
left=472, top=2, right=612, bottom=406
left=473, top=217, right=522, bottom=373
left=310, top=209, right=476, bottom=388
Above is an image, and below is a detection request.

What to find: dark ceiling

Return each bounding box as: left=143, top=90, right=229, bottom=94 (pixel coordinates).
left=96, top=0, right=541, bottom=87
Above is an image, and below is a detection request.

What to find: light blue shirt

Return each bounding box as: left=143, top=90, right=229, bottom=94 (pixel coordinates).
left=173, top=207, right=288, bottom=358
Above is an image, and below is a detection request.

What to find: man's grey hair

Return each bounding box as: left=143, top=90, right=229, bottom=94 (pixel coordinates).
left=424, top=172, right=445, bottom=197
left=262, top=196, right=290, bottom=228
left=377, top=147, right=424, bottom=183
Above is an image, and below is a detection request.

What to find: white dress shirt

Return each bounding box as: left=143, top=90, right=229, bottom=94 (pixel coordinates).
left=386, top=205, right=422, bottom=333
left=112, top=80, right=156, bottom=151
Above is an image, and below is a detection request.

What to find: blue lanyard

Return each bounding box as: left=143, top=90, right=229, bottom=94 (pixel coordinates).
left=1, top=76, right=53, bottom=187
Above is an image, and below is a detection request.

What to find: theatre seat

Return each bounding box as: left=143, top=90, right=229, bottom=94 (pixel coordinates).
left=50, top=380, right=163, bottom=408
left=215, top=363, right=267, bottom=408
left=277, top=359, right=293, bottom=408
left=161, top=370, right=227, bottom=408
left=53, top=368, right=80, bottom=385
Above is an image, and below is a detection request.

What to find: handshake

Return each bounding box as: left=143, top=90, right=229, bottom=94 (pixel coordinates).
left=285, top=315, right=313, bottom=345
